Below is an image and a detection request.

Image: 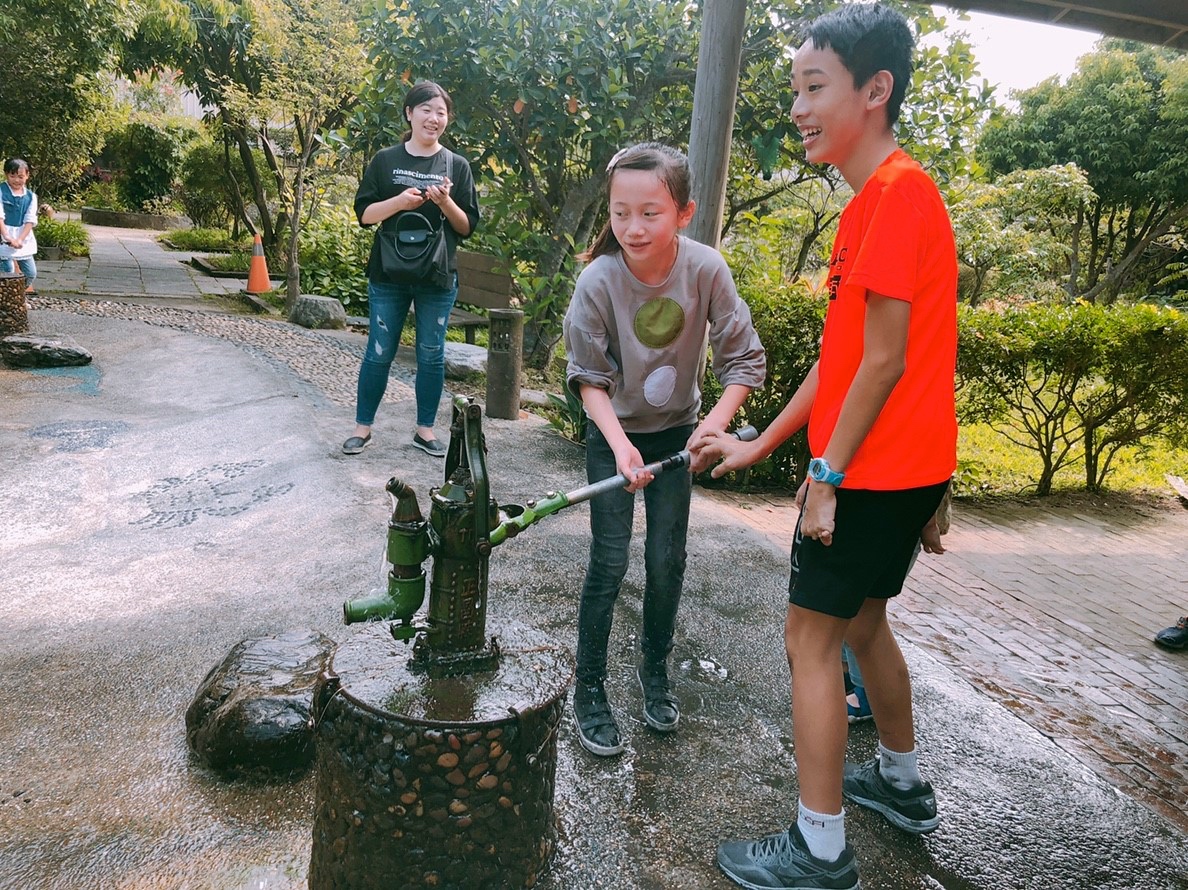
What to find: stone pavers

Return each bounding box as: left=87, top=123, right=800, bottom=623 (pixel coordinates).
left=705, top=487, right=1188, bottom=832
left=37, top=223, right=277, bottom=299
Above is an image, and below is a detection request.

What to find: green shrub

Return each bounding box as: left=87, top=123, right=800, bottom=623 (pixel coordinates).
left=700, top=280, right=827, bottom=490
left=297, top=205, right=372, bottom=315
left=106, top=119, right=202, bottom=212
left=36, top=217, right=90, bottom=257
left=78, top=180, right=129, bottom=212
left=160, top=228, right=251, bottom=253
left=957, top=301, right=1188, bottom=494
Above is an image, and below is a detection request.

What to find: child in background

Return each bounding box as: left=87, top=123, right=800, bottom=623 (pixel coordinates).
left=563, top=142, right=766, bottom=756
left=845, top=495, right=948, bottom=723
left=1, top=158, right=39, bottom=297
left=695, top=5, right=959, bottom=888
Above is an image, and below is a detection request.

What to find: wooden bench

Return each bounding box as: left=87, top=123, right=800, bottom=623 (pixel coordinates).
left=450, top=250, right=517, bottom=343
left=346, top=250, right=515, bottom=342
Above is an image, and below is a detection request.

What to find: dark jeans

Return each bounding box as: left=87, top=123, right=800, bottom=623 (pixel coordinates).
left=575, top=423, right=694, bottom=685
left=355, top=277, right=458, bottom=428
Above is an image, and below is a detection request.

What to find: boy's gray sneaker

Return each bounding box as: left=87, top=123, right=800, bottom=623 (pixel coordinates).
left=842, top=758, right=939, bottom=834
left=717, top=824, right=860, bottom=890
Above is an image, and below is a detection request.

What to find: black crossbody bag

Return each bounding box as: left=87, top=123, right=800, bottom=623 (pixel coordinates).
left=377, top=150, right=453, bottom=287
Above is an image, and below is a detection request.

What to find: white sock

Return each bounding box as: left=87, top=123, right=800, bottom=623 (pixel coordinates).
left=796, top=799, right=846, bottom=862
left=878, top=741, right=923, bottom=790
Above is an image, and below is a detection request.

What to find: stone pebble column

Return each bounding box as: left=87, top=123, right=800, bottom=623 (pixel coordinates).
left=309, top=622, right=571, bottom=890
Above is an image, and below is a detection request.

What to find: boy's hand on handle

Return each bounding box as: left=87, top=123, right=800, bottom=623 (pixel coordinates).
left=689, top=428, right=763, bottom=479
left=686, top=420, right=727, bottom=474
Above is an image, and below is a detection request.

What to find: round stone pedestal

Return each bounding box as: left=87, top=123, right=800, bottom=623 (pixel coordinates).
left=309, top=621, right=572, bottom=890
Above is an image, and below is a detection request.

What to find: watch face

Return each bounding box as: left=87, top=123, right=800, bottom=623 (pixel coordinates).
left=808, top=458, right=825, bottom=480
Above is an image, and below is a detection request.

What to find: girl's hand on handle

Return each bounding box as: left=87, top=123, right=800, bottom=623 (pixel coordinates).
left=614, top=443, right=652, bottom=493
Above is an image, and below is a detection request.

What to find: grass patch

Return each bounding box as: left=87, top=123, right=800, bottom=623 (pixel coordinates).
left=160, top=228, right=253, bottom=253
left=202, top=251, right=253, bottom=274
left=956, top=422, right=1187, bottom=499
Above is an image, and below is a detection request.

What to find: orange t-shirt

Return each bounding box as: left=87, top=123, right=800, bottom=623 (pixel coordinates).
left=808, top=149, right=957, bottom=490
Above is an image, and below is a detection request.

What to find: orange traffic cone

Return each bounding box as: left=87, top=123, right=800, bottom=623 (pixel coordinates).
left=246, top=233, right=270, bottom=294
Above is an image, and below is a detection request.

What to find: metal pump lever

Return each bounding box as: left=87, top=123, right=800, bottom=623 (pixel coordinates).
left=488, top=425, right=758, bottom=546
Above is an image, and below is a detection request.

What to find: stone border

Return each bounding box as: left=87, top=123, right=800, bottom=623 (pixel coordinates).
left=81, top=207, right=186, bottom=230
left=190, top=256, right=249, bottom=279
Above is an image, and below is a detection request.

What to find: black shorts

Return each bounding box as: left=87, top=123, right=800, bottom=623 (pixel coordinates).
left=788, top=481, right=949, bottom=619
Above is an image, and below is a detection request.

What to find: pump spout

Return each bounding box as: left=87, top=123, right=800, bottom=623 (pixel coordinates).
left=343, top=477, right=430, bottom=627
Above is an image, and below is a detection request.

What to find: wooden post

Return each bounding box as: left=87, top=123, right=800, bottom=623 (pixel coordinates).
left=687, top=0, right=747, bottom=249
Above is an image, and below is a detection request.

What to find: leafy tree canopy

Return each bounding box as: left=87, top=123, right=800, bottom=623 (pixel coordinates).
left=0, top=0, right=137, bottom=196
left=977, top=41, right=1188, bottom=302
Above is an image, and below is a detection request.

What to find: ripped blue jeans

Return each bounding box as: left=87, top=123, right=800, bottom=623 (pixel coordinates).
left=355, top=277, right=458, bottom=428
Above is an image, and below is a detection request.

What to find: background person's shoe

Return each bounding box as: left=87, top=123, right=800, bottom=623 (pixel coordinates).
left=341, top=433, right=372, bottom=455
left=717, top=824, right=859, bottom=890
left=573, top=681, right=624, bottom=756
left=843, top=758, right=939, bottom=834
left=412, top=433, right=446, bottom=457
left=1154, top=617, right=1188, bottom=650
left=846, top=685, right=873, bottom=723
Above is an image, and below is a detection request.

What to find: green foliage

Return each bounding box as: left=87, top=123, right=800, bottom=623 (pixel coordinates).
left=106, top=119, right=202, bottom=211
left=701, top=280, right=827, bottom=490
left=956, top=301, right=1188, bottom=495
left=977, top=43, right=1188, bottom=304
left=296, top=204, right=372, bottom=315
left=35, top=218, right=90, bottom=257
left=0, top=0, right=128, bottom=198
left=947, top=166, right=1095, bottom=305
left=177, top=142, right=231, bottom=228
left=126, top=0, right=366, bottom=297
left=159, top=227, right=251, bottom=252
left=545, top=387, right=587, bottom=445
left=78, top=180, right=130, bottom=212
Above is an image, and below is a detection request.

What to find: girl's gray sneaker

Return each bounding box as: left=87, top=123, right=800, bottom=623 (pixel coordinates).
left=573, top=681, right=624, bottom=756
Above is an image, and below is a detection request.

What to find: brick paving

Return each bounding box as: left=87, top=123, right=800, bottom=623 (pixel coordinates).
left=705, top=487, right=1188, bottom=832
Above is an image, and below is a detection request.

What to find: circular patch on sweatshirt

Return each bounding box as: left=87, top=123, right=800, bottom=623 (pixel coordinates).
left=643, top=366, right=678, bottom=407
left=633, top=297, right=685, bottom=349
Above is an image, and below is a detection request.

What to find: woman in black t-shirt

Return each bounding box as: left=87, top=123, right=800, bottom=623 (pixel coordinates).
left=343, top=81, right=481, bottom=457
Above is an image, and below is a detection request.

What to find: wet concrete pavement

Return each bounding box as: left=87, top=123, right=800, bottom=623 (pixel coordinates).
left=1, top=226, right=1186, bottom=889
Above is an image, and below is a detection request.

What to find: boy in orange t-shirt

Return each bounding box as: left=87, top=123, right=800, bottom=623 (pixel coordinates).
left=692, top=5, right=956, bottom=888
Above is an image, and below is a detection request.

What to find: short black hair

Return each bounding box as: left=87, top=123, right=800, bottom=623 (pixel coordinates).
left=401, top=80, right=454, bottom=141
left=803, top=3, right=914, bottom=125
